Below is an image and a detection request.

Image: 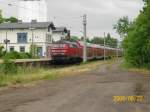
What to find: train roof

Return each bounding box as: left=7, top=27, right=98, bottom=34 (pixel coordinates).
left=53, top=40, right=77, bottom=45
left=78, top=41, right=117, bottom=50
left=52, top=40, right=121, bottom=51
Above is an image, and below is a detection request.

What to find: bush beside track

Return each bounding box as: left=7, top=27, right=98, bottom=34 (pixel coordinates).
left=0, top=60, right=114, bottom=87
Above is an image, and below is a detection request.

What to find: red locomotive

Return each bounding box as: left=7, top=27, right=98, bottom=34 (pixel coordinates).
left=50, top=41, right=122, bottom=62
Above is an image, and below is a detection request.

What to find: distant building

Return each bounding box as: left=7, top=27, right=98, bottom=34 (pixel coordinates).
left=18, top=0, right=48, bottom=22
left=0, top=21, right=70, bottom=57
left=52, top=27, right=70, bottom=42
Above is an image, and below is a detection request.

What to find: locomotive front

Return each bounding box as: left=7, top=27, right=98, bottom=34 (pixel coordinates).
left=51, top=41, right=70, bottom=62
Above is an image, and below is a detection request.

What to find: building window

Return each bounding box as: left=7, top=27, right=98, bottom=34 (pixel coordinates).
left=10, top=46, right=14, bottom=52
left=20, top=46, right=25, bottom=52
left=17, top=33, right=27, bottom=43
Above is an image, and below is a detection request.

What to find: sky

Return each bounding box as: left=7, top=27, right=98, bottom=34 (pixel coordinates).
left=0, top=0, right=144, bottom=39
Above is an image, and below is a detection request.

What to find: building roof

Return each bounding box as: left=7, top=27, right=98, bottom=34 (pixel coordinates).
left=53, top=27, right=68, bottom=33
left=0, top=22, right=54, bottom=30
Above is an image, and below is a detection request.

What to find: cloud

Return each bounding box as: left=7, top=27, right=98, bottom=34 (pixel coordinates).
left=46, top=0, right=143, bottom=38
left=0, top=0, right=144, bottom=38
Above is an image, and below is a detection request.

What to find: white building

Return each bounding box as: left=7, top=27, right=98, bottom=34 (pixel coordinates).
left=18, top=0, right=48, bottom=22
left=0, top=21, right=70, bottom=57
left=0, top=21, right=54, bottom=57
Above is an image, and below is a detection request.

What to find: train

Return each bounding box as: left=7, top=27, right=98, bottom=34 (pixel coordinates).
left=50, top=40, right=122, bottom=62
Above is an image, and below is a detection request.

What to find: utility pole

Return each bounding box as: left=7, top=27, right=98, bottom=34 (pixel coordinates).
left=29, top=27, right=35, bottom=58
left=5, top=31, right=8, bottom=52
left=104, top=32, right=106, bottom=61
left=83, top=14, right=87, bottom=62
left=4, top=31, right=10, bottom=53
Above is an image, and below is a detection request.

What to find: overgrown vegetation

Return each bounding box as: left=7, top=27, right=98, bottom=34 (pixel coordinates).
left=122, top=0, right=150, bottom=68
left=0, top=46, right=5, bottom=58
left=113, top=0, right=150, bottom=69
left=0, top=44, right=37, bottom=60
left=0, top=59, right=17, bottom=75
left=0, top=52, right=31, bottom=76
left=0, top=45, right=33, bottom=75
left=0, top=60, right=112, bottom=87
left=30, top=44, right=38, bottom=58
left=122, top=59, right=150, bottom=76
left=4, top=51, right=32, bottom=59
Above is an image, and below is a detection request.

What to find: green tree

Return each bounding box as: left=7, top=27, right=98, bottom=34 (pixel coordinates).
left=70, top=36, right=80, bottom=42
left=123, top=0, right=150, bottom=68
left=91, top=37, right=104, bottom=45
left=5, top=17, right=18, bottom=23
left=113, top=16, right=130, bottom=38
left=91, top=33, right=118, bottom=48
left=0, top=10, right=18, bottom=24
left=86, top=38, right=91, bottom=43
left=80, top=37, right=91, bottom=42
left=30, top=44, right=38, bottom=58
left=0, top=10, right=4, bottom=24
left=0, top=45, right=4, bottom=58
left=105, top=33, right=117, bottom=48
left=143, top=0, right=150, bottom=5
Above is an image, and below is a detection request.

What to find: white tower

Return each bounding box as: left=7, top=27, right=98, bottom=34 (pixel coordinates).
left=18, top=0, right=48, bottom=22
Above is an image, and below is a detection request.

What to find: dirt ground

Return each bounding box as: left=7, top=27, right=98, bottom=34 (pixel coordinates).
left=0, top=61, right=150, bottom=112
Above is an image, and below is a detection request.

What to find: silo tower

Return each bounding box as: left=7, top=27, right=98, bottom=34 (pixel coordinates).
left=18, top=0, right=48, bottom=22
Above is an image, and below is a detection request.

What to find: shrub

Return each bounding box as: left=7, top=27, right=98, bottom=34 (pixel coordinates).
left=3, top=51, right=32, bottom=59
left=3, top=51, right=21, bottom=59
left=25, top=53, right=32, bottom=58
left=0, top=45, right=5, bottom=58
left=123, top=1, right=150, bottom=68
left=143, top=63, right=150, bottom=69
left=19, top=53, right=32, bottom=59
left=0, top=59, right=17, bottom=75
left=30, top=44, right=38, bottom=58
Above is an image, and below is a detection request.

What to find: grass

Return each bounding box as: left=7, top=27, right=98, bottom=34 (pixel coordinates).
left=0, top=60, right=113, bottom=87
left=121, top=60, right=150, bottom=76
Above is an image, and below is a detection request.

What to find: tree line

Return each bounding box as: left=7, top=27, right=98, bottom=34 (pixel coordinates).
left=114, top=0, right=150, bottom=68
left=0, top=10, right=18, bottom=24
left=71, top=33, right=118, bottom=48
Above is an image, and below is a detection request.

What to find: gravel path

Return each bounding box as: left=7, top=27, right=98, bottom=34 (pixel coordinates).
left=0, top=61, right=150, bottom=112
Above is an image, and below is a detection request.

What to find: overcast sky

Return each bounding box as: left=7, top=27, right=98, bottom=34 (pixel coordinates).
left=0, top=0, right=144, bottom=39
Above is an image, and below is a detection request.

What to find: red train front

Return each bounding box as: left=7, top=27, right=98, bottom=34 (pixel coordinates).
left=50, top=41, right=83, bottom=62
